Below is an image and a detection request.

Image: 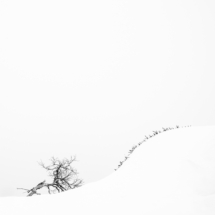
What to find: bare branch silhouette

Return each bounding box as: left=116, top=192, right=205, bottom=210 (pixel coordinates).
left=18, top=156, right=84, bottom=196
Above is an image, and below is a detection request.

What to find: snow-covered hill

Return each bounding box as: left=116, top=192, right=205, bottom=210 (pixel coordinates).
left=1, top=126, right=215, bottom=215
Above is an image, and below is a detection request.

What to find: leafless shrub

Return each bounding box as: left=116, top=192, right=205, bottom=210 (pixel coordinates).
left=17, top=156, right=84, bottom=196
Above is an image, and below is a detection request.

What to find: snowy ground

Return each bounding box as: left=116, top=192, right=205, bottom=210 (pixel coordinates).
left=1, top=125, right=215, bottom=215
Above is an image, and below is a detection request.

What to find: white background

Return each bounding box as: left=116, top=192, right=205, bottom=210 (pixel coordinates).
left=0, top=0, right=215, bottom=196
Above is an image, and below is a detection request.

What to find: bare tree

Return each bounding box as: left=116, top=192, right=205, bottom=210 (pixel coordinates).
left=17, top=156, right=84, bottom=196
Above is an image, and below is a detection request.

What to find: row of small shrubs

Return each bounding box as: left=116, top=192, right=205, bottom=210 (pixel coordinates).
left=114, top=124, right=192, bottom=171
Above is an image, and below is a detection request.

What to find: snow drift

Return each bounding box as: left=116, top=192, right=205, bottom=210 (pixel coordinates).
left=1, top=126, right=215, bottom=215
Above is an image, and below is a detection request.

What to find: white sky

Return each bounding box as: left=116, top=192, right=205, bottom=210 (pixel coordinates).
left=0, top=0, right=215, bottom=196
left=1, top=126, right=215, bottom=214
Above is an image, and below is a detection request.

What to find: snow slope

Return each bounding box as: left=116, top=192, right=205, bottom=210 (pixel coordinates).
left=1, top=126, right=215, bottom=215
